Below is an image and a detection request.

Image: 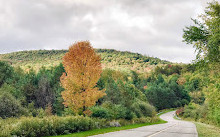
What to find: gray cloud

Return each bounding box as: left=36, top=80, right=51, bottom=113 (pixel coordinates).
left=0, top=0, right=212, bottom=63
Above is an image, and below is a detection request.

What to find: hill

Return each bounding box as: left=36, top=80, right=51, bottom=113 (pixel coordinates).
left=0, top=49, right=170, bottom=73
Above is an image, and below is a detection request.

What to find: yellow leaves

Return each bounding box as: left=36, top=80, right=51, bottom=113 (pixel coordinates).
left=83, top=109, right=92, bottom=116
left=60, top=41, right=106, bottom=114
left=177, top=77, right=186, bottom=85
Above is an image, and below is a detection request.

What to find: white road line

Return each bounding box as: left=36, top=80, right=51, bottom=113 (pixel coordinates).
left=147, top=124, right=177, bottom=137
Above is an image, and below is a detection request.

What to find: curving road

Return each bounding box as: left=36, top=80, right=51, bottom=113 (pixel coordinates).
left=90, top=111, right=198, bottom=137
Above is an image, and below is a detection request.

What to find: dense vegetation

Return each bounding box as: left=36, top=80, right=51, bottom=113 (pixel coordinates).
left=0, top=57, right=187, bottom=136
left=178, top=1, right=220, bottom=127
left=0, top=49, right=169, bottom=73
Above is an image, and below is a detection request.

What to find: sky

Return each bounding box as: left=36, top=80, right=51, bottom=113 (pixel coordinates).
left=0, top=0, right=214, bottom=63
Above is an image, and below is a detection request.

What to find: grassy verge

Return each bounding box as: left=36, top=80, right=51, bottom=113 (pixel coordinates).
left=173, top=115, right=179, bottom=120
left=194, top=122, right=220, bottom=137
left=52, top=119, right=167, bottom=137
left=179, top=116, right=220, bottom=137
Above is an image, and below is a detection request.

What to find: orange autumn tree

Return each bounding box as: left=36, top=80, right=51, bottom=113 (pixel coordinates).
left=60, top=41, right=106, bottom=115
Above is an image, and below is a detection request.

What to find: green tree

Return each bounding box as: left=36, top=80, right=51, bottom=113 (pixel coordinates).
left=146, top=75, right=190, bottom=110
left=35, top=75, right=54, bottom=109
left=0, top=89, right=25, bottom=118
left=0, top=61, right=13, bottom=86
left=183, top=1, right=220, bottom=63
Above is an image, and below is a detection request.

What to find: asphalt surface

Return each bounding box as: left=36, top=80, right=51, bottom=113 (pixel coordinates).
left=90, top=111, right=198, bottom=137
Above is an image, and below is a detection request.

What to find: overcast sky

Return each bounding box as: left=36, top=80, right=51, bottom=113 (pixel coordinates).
left=0, top=0, right=213, bottom=63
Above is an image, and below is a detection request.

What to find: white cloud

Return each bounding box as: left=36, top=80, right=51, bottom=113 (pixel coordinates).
left=0, top=0, right=212, bottom=63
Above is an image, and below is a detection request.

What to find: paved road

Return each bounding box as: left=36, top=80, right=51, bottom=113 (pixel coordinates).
left=90, top=111, right=198, bottom=137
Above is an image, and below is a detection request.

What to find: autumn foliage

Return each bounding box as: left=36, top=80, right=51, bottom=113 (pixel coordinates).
left=60, top=41, right=106, bottom=114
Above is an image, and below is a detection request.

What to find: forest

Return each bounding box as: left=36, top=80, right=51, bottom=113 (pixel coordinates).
left=1, top=46, right=218, bottom=136
left=0, top=49, right=169, bottom=73
left=0, top=45, right=194, bottom=136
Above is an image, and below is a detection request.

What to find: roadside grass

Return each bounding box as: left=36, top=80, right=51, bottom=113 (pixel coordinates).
left=195, top=122, right=220, bottom=137
left=173, top=115, right=181, bottom=120
left=52, top=119, right=167, bottom=137
left=178, top=116, right=220, bottom=137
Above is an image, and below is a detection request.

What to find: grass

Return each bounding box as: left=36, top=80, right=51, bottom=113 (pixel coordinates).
left=52, top=119, right=167, bottom=137
left=173, top=115, right=179, bottom=120
left=173, top=113, right=181, bottom=120
left=179, top=116, right=220, bottom=137
left=194, top=122, right=220, bottom=137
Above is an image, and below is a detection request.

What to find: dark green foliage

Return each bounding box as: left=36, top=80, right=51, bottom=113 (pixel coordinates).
left=131, top=101, right=155, bottom=118
left=0, top=91, right=25, bottom=118
left=96, top=69, right=155, bottom=119
left=0, top=61, right=13, bottom=86
left=111, top=105, right=128, bottom=119
left=168, top=76, right=190, bottom=102
left=90, top=106, right=112, bottom=119
left=35, top=75, right=54, bottom=109
left=146, top=75, right=190, bottom=110
left=131, top=71, right=140, bottom=87
left=22, top=69, right=38, bottom=104
left=0, top=63, right=66, bottom=117
left=100, top=103, right=134, bottom=120
left=53, top=85, right=64, bottom=116
left=183, top=1, right=220, bottom=63
left=154, top=64, right=183, bottom=76
left=101, top=77, right=122, bottom=104
left=184, top=77, right=202, bottom=92
left=183, top=19, right=209, bottom=45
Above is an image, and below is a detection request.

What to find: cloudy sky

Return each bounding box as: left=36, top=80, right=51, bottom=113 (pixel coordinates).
left=0, top=0, right=213, bottom=63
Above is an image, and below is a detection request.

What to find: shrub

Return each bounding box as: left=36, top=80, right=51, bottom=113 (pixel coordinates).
left=124, top=110, right=135, bottom=120
left=90, top=106, right=112, bottom=119
left=10, top=116, right=96, bottom=137
left=0, top=91, right=26, bottom=118
left=131, top=101, right=156, bottom=118
left=182, top=103, right=200, bottom=120
left=0, top=114, right=160, bottom=137
left=111, top=105, right=127, bottom=119
left=133, top=117, right=152, bottom=123
left=138, top=102, right=155, bottom=117
left=101, top=103, right=135, bottom=120
left=109, top=121, right=121, bottom=127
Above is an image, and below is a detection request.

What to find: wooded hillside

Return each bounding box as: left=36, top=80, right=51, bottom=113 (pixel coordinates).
left=0, top=49, right=170, bottom=73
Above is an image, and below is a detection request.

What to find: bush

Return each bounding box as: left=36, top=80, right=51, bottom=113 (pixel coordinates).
left=132, top=117, right=152, bottom=123
left=0, top=91, right=26, bottom=118
left=0, top=114, right=160, bottom=137
left=10, top=116, right=96, bottom=137
left=124, top=110, right=135, bottom=120
left=90, top=106, right=112, bottom=119
left=101, top=102, right=135, bottom=120
left=181, top=103, right=202, bottom=121
left=111, top=105, right=127, bottom=119
left=182, top=103, right=211, bottom=123
left=131, top=101, right=156, bottom=118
